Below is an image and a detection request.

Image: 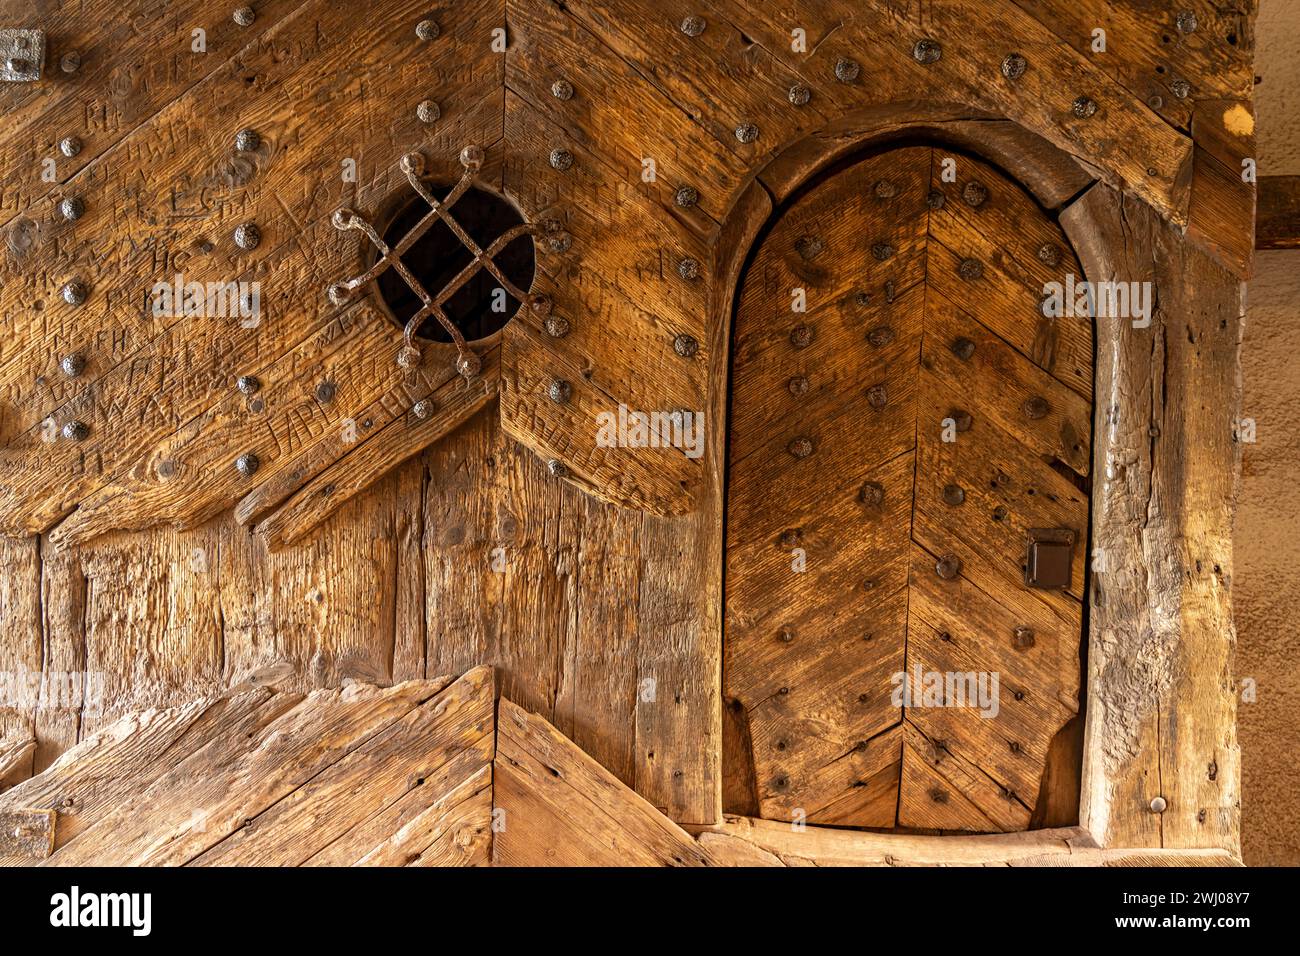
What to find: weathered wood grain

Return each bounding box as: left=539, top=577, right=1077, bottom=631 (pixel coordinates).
left=1256, top=175, right=1300, bottom=249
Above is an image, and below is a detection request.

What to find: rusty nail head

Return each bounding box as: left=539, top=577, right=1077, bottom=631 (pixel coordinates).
left=547, top=232, right=572, bottom=253
left=235, top=451, right=260, bottom=476
left=61, top=52, right=81, bottom=73
left=871, top=241, right=894, bottom=261
left=1012, top=625, right=1036, bottom=649
left=866, top=383, right=888, bottom=409
left=236, top=374, right=260, bottom=394
left=912, top=38, right=942, bottom=64
left=1037, top=243, right=1061, bottom=266
left=233, top=6, right=255, bottom=27
left=788, top=436, right=814, bottom=459
left=62, top=279, right=87, bottom=306
left=677, top=257, right=700, bottom=281
left=315, top=381, right=336, bottom=403
left=787, top=375, right=809, bottom=396
left=674, top=185, right=698, bottom=207
left=59, top=136, right=81, bottom=158
left=926, top=189, right=946, bottom=210
left=1175, top=11, right=1197, bottom=34
left=859, top=481, right=885, bottom=506
left=60, top=353, right=85, bottom=378
left=547, top=459, right=568, bottom=478
left=942, top=483, right=965, bottom=506
left=673, top=333, right=698, bottom=358
left=1150, top=795, right=1168, bottom=812
left=416, top=19, right=440, bottom=40
left=935, top=553, right=961, bottom=580
left=874, top=180, right=898, bottom=199
left=951, top=336, right=976, bottom=360
left=416, top=100, right=440, bottom=124
left=679, top=15, right=706, bottom=37
left=234, top=222, right=260, bottom=250
left=778, top=529, right=800, bottom=548
left=544, top=314, right=570, bottom=338
left=734, top=123, right=759, bottom=144
left=795, top=235, right=823, bottom=260
left=456, top=352, right=481, bottom=379
left=1171, top=78, right=1191, bottom=99
left=549, top=148, right=573, bottom=171
left=59, top=196, right=85, bottom=221
left=551, top=79, right=573, bottom=100
left=62, top=420, right=89, bottom=441
left=778, top=626, right=795, bottom=643
left=1022, top=395, right=1051, bottom=420
left=788, top=83, right=811, bottom=106
left=834, top=57, right=860, bottom=83
left=867, top=325, right=895, bottom=348
left=854, top=291, right=871, bottom=307
left=789, top=325, right=813, bottom=349
left=962, top=182, right=988, bottom=207
left=958, top=257, right=983, bottom=280
left=546, top=378, right=571, bottom=404
left=235, top=128, right=260, bottom=152
left=412, top=399, right=434, bottom=420
left=529, top=292, right=552, bottom=316
left=1001, top=53, right=1027, bottom=79
left=1072, top=96, right=1098, bottom=118
left=397, top=345, right=421, bottom=369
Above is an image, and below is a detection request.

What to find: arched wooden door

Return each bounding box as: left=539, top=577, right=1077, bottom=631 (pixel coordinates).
left=724, top=146, right=1092, bottom=832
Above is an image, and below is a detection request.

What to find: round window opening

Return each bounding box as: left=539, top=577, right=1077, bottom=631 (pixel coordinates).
left=373, top=184, right=535, bottom=344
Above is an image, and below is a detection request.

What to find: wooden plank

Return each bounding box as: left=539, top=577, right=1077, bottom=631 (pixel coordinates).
left=0, top=737, right=35, bottom=790
left=0, top=808, right=55, bottom=859
left=1187, top=100, right=1256, bottom=278
left=492, top=698, right=714, bottom=866
left=1256, top=175, right=1300, bottom=249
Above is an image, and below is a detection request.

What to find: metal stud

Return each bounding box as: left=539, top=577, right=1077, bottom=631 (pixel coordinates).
left=416, top=100, right=440, bottom=124
left=834, top=57, right=860, bottom=83
left=1150, top=795, right=1168, bottom=813
left=547, top=459, right=568, bottom=478
left=62, top=420, right=89, bottom=442
left=912, top=38, right=942, bottom=64
left=942, top=483, right=966, bottom=506
left=874, top=180, right=898, bottom=199
left=544, top=314, right=570, bottom=338
left=951, top=337, right=976, bottom=360
left=415, top=19, right=440, bottom=41
left=787, top=83, right=811, bottom=106
left=456, top=352, right=482, bottom=379
left=926, top=189, right=946, bottom=210
left=234, top=222, right=260, bottom=250
left=1175, top=11, right=1198, bottom=34
left=794, top=235, right=824, bottom=261
left=460, top=144, right=485, bottom=170
left=59, top=136, right=81, bottom=158
left=679, top=15, right=706, bottom=37
left=234, top=128, right=260, bottom=152
left=551, top=79, right=574, bottom=100
left=59, top=196, right=84, bottom=221
left=1071, top=95, right=1098, bottom=119
left=61, top=279, right=87, bottom=306
left=1001, top=53, right=1027, bottom=80
left=1022, top=395, right=1050, bottom=420
left=315, top=381, right=337, bottom=403
left=674, top=185, right=698, bottom=207
left=1012, top=625, right=1036, bottom=650
left=236, top=375, right=260, bottom=394
left=1147, top=94, right=1164, bottom=110
left=677, top=257, right=700, bottom=281
left=948, top=408, right=973, bottom=432
left=859, top=481, right=885, bottom=506
left=935, top=553, right=962, bottom=580
left=397, top=345, right=421, bottom=369
left=235, top=452, right=260, bottom=476
left=549, top=148, right=573, bottom=171
left=546, top=378, right=571, bottom=404
left=1171, top=78, right=1191, bottom=100
left=1037, top=242, right=1061, bottom=266
left=734, top=122, right=759, bottom=144
left=854, top=291, right=871, bottom=307
left=867, top=325, right=895, bottom=348
left=673, top=333, right=698, bottom=358
left=60, top=353, right=86, bottom=378
left=871, top=242, right=894, bottom=261
left=958, top=257, right=983, bottom=281
left=787, top=375, right=809, bottom=396
left=788, top=436, right=814, bottom=459
left=789, top=325, right=813, bottom=349
left=61, top=52, right=81, bottom=74
left=233, top=6, right=255, bottom=27
left=962, top=182, right=988, bottom=207
left=412, top=398, right=435, bottom=420
left=547, top=232, right=572, bottom=253
left=866, top=384, right=888, bottom=410
left=777, top=626, right=795, bottom=643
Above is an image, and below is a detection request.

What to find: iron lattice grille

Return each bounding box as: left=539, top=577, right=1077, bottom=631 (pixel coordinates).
left=326, top=145, right=539, bottom=378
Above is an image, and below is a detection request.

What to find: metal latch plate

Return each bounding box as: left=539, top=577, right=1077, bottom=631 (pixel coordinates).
left=1, top=28, right=45, bottom=82
left=1024, top=527, right=1076, bottom=590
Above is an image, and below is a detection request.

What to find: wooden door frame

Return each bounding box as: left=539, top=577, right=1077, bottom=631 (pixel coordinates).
left=706, top=104, right=1242, bottom=864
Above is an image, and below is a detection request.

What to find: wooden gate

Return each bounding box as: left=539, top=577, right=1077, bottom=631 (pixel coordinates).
left=724, top=145, right=1093, bottom=832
